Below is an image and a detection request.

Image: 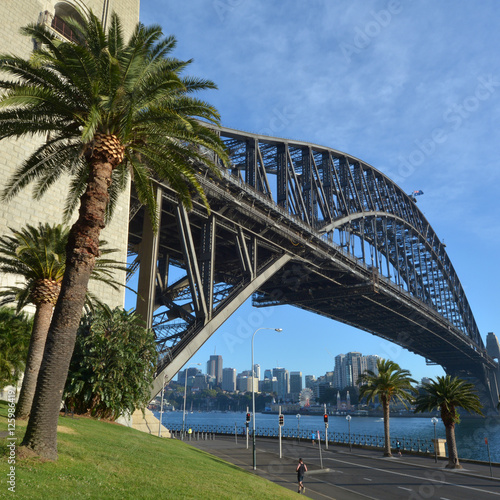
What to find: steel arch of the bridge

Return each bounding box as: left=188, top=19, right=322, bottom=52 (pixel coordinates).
left=220, top=126, right=480, bottom=346
left=129, top=126, right=498, bottom=408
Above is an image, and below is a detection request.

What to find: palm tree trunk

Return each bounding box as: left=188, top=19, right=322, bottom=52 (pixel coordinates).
left=445, top=424, right=462, bottom=469
left=21, top=159, right=112, bottom=460
left=15, top=302, right=54, bottom=419
left=383, top=400, right=392, bottom=457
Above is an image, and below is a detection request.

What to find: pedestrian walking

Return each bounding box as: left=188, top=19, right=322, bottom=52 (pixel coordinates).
left=296, top=457, right=307, bottom=494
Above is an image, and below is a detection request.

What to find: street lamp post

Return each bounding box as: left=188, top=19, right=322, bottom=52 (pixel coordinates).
left=182, top=363, right=201, bottom=440
left=431, top=417, right=438, bottom=463
left=346, top=415, right=352, bottom=452
left=252, top=327, right=282, bottom=470
left=296, top=414, right=301, bottom=444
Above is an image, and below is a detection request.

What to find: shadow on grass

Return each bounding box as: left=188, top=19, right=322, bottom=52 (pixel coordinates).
left=183, top=443, right=259, bottom=475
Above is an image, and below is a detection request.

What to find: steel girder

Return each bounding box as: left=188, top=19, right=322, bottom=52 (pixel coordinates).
left=128, top=126, right=497, bottom=409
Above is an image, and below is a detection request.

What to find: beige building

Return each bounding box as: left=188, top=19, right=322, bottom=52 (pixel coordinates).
left=0, top=1, right=140, bottom=307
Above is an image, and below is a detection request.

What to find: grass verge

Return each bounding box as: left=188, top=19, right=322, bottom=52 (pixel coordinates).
left=0, top=401, right=297, bottom=499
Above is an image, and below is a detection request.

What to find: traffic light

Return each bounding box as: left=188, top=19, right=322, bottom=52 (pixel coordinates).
left=246, top=412, right=251, bottom=423
left=279, top=414, right=284, bottom=426
left=324, top=413, right=329, bottom=423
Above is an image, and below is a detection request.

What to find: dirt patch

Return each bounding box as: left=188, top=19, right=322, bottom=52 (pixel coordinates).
left=16, top=445, right=51, bottom=462
left=57, top=425, right=77, bottom=435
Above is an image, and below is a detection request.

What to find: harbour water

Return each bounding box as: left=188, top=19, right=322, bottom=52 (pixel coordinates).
left=157, top=410, right=500, bottom=463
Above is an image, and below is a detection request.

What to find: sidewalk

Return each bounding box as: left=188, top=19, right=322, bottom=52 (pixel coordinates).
left=188, top=435, right=500, bottom=499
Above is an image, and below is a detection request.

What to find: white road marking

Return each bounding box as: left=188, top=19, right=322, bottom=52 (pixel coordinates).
left=324, top=456, right=500, bottom=496
left=364, top=478, right=373, bottom=481
left=398, top=487, right=413, bottom=491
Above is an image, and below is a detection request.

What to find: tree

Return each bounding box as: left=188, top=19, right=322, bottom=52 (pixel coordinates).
left=64, top=306, right=157, bottom=419
left=358, top=359, right=416, bottom=456
left=0, top=223, right=128, bottom=419
left=414, top=375, right=483, bottom=469
left=0, top=307, right=32, bottom=389
left=0, top=11, right=227, bottom=459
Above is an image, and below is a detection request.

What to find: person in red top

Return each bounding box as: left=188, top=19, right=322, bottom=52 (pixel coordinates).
left=296, top=457, right=307, bottom=494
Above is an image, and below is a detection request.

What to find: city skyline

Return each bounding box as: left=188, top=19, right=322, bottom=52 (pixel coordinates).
left=180, top=351, right=419, bottom=393
left=135, top=1, right=500, bottom=384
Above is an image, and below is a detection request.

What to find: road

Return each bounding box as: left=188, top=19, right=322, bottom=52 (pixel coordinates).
left=188, top=435, right=500, bottom=499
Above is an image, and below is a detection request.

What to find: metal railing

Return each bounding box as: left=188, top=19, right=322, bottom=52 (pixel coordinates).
left=166, top=423, right=435, bottom=454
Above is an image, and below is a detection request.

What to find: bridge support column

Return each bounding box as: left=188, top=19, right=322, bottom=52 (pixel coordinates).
left=135, top=186, right=162, bottom=329
left=150, top=253, right=292, bottom=398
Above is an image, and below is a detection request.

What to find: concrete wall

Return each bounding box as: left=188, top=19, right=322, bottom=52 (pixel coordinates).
left=0, top=1, right=140, bottom=308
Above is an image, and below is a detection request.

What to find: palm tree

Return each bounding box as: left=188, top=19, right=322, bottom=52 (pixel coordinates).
left=0, top=11, right=227, bottom=459
left=414, top=375, right=483, bottom=469
left=358, top=359, right=417, bottom=456
left=0, top=307, right=33, bottom=390
left=0, top=223, right=128, bottom=419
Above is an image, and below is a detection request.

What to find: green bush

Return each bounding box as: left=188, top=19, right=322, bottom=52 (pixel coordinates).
left=64, top=306, right=157, bottom=419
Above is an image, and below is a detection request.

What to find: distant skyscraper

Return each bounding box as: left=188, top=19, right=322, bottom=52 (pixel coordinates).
left=264, top=369, right=273, bottom=380
left=273, top=367, right=289, bottom=402
left=305, top=375, right=316, bottom=389
left=222, top=368, right=236, bottom=392
left=289, top=371, right=303, bottom=401
left=178, top=366, right=201, bottom=385
left=253, top=364, right=261, bottom=380
left=365, top=355, right=380, bottom=375
left=334, top=354, right=346, bottom=389
left=236, top=375, right=256, bottom=393
left=207, top=355, right=223, bottom=386
left=346, top=352, right=362, bottom=386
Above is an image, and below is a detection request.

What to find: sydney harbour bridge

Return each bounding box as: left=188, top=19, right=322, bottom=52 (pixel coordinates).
left=128, top=126, right=500, bottom=411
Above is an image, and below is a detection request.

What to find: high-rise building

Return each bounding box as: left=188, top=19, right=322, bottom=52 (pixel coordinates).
left=177, top=367, right=201, bottom=385
left=334, top=354, right=346, bottom=389
left=305, top=375, right=316, bottom=389
left=0, top=1, right=140, bottom=308
left=236, top=375, right=257, bottom=393
left=346, top=352, right=363, bottom=386
left=222, top=368, right=237, bottom=392
left=207, top=355, right=223, bottom=386
left=253, top=364, right=261, bottom=381
left=365, top=355, right=380, bottom=375
left=264, top=369, right=273, bottom=380
left=273, top=367, right=289, bottom=402
left=334, top=352, right=380, bottom=389
left=289, top=371, right=303, bottom=401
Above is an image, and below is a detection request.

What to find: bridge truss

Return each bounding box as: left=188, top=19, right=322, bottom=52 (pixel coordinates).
left=128, top=126, right=499, bottom=410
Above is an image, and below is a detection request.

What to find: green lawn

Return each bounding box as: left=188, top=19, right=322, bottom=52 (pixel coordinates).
left=0, top=402, right=297, bottom=499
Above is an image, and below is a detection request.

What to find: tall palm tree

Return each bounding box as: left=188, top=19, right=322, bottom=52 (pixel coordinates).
left=414, top=375, right=483, bottom=469
left=0, top=223, right=128, bottom=419
left=358, top=359, right=417, bottom=456
left=0, top=10, right=227, bottom=459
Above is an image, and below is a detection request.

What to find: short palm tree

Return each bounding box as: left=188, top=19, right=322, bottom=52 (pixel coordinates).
left=0, top=223, right=128, bottom=419
left=358, top=359, right=417, bottom=456
left=414, top=375, right=483, bottom=468
left=0, top=11, right=227, bottom=459
left=0, top=307, right=32, bottom=389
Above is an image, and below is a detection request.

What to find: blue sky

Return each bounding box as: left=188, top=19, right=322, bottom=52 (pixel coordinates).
left=134, top=0, right=500, bottom=382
